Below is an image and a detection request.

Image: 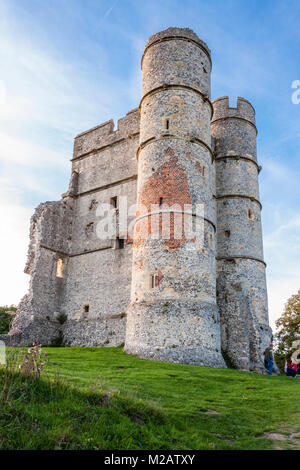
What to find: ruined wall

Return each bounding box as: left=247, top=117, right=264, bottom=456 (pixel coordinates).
left=2, top=109, right=139, bottom=347
left=6, top=197, right=75, bottom=346
left=211, top=96, right=272, bottom=371
left=125, top=28, right=225, bottom=367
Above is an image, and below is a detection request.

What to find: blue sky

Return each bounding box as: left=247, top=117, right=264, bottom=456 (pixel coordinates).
left=0, top=0, right=299, bottom=330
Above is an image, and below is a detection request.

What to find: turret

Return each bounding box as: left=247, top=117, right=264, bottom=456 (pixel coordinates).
left=211, top=96, right=272, bottom=370
left=125, top=28, right=225, bottom=367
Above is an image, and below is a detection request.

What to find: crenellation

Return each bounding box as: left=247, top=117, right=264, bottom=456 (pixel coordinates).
left=73, top=108, right=140, bottom=160
left=212, top=96, right=255, bottom=124
left=1, top=27, right=272, bottom=371
left=73, top=120, right=114, bottom=158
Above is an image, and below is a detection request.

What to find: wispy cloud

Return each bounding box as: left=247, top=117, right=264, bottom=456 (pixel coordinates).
left=0, top=188, right=31, bottom=306
left=0, top=133, right=68, bottom=168
left=103, top=0, right=119, bottom=20
left=0, top=0, right=140, bottom=305
left=260, top=154, right=300, bottom=328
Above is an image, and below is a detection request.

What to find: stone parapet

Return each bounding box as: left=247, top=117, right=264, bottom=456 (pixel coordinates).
left=73, top=108, right=140, bottom=160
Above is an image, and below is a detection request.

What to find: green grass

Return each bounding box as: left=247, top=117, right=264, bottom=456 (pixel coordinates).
left=0, top=347, right=299, bottom=450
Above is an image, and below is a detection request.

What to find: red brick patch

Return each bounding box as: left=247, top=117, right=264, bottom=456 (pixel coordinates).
left=155, top=269, right=164, bottom=286
left=134, top=147, right=192, bottom=250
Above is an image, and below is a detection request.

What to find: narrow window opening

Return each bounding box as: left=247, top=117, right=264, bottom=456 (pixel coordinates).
left=159, top=197, right=163, bottom=208
left=202, top=166, right=206, bottom=176
left=117, top=237, right=124, bottom=249
left=111, top=196, right=118, bottom=209
left=56, top=258, right=64, bottom=278
left=192, top=215, right=197, bottom=232
left=165, top=119, right=169, bottom=130
left=151, top=275, right=156, bottom=289
left=84, top=305, right=89, bottom=313
left=248, top=208, right=255, bottom=220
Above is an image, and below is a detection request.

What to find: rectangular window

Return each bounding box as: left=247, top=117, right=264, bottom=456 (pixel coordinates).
left=117, top=238, right=124, bottom=249
left=248, top=208, right=255, bottom=220
left=159, top=197, right=163, bottom=208
left=56, top=258, right=64, bottom=278
left=111, top=196, right=118, bottom=209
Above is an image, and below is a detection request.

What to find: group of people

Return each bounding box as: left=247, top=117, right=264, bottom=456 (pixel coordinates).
left=263, top=343, right=298, bottom=377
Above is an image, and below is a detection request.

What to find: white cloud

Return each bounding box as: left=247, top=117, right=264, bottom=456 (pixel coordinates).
left=264, top=211, right=300, bottom=331
left=263, top=158, right=296, bottom=182
left=0, top=189, right=31, bottom=306
left=261, top=156, right=300, bottom=329
left=0, top=1, right=139, bottom=306
left=267, top=278, right=300, bottom=331
left=0, top=133, right=68, bottom=168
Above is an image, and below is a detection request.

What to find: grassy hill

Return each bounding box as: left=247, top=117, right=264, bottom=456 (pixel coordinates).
left=0, top=347, right=299, bottom=450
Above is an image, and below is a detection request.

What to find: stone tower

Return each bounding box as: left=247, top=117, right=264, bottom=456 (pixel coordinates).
left=1, top=27, right=272, bottom=372
left=125, top=28, right=226, bottom=367
left=211, top=97, right=272, bottom=370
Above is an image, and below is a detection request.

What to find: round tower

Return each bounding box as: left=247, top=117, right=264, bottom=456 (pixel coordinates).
left=211, top=96, right=272, bottom=370
left=125, top=28, right=225, bottom=367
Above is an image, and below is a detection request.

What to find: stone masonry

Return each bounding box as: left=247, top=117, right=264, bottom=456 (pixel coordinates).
left=1, top=28, right=273, bottom=371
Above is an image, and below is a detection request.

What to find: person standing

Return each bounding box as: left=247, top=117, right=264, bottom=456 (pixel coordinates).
left=263, top=344, right=274, bottom=375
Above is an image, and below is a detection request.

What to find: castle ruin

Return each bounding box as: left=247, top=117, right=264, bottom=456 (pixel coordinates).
left=1, top=28, right=272, bottom=371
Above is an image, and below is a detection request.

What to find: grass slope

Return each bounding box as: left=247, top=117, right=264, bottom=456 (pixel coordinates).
left=0, top=347, right=299, bottom=450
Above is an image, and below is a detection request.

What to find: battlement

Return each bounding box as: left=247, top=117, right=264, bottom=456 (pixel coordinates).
left=211, top=96, right=255, bottom=124
left=73, top=108, right=140, bottom=159
left=144, top=27, right=211, bottom=58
